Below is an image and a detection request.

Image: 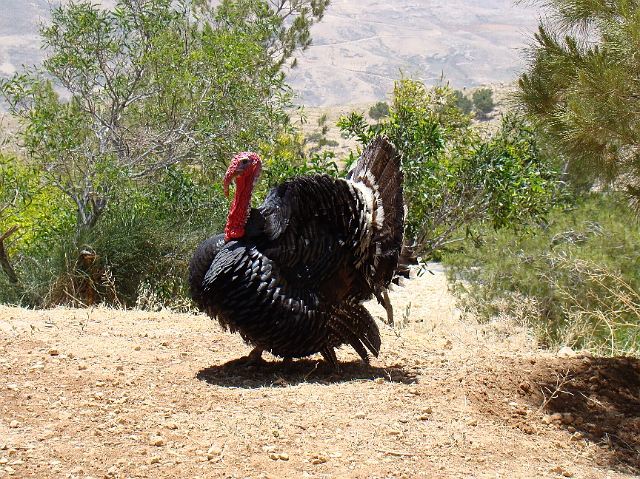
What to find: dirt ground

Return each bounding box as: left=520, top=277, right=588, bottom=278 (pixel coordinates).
left=1, top=266, right=639, bottom=479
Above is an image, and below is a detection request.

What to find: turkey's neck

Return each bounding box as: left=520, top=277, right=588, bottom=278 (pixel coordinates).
left=224, top=172, right=254, bottom=241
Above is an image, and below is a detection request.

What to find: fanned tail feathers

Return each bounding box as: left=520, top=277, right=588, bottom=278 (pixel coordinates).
left=347, top=136, right=405, bottom=290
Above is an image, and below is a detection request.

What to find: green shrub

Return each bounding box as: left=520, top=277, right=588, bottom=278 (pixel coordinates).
left=452, top=90, right=473, bottom=114
left=0, top=163, right=226, bottom=309
left=368, top=101, right=390, bottom=121
left=338, top=78, right=557, bottom=259
left=443, top=193, right=640, bottom=355
left=472, top=88, right=494, bottom=118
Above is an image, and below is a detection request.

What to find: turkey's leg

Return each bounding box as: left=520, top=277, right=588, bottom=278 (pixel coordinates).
left=282, top=357, right=294, bottom=372
left=243, top=346, right=265, bottom=366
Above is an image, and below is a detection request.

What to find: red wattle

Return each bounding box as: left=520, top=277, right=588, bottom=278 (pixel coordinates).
left=224, top=170, right=255, bottom=241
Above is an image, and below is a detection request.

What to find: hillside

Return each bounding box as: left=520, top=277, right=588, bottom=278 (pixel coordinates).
left=0, top=0, right=541, bottom=107
left=286, top=0, right=540, bottom=106
left=1, top=268, right=638, bottom=478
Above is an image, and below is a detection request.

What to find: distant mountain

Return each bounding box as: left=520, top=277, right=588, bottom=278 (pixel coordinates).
left=286, top=0, right=542, bottom=106
left=0, top=0, right=542, bottom=107
left=0, top=0, right=50, bottom=75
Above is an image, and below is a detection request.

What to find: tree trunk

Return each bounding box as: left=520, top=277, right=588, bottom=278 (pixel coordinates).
left=0, top=225, right=20, bottom=284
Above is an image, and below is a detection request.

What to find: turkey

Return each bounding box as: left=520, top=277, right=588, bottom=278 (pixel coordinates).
left=189, top=136, right=405, bottom=369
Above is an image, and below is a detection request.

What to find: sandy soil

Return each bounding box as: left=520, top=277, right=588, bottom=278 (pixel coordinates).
left=1, top=267, right=639, bottom=479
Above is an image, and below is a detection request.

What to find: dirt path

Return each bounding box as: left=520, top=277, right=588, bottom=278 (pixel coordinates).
left=1, top=267, right=638, bottom=478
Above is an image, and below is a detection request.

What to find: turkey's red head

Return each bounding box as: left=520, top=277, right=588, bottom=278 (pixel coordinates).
left=223, top=152, right=262, bottom=241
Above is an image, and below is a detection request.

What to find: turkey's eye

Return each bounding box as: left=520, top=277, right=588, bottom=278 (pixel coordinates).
left=241, top=158, right=250, bottom=165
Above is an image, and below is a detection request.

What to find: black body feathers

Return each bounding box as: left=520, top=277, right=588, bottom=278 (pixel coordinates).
left=189, top=137, right=405, bottom=368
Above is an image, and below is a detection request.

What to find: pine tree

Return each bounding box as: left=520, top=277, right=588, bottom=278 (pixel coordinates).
left=516, top=0, right=640, bottom=208
left=472, top=88, right=494, bottom=118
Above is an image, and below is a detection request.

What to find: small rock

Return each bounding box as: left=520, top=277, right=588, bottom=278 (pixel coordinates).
left=0, top=457, right=7, bottom=465
left=570, top=432, right=584, bottom=441
left=78, top=362, right=88, bottom=371
left=150, top=457, right=160, bottom=464
left=408, top=388, right=420, bottom=395
left=557, top=346, right=576, bottom=358
left=354, top=412, right=366, bottom=419
left=278, top=453, right=289, bottom=461
left=541, top=413, right=563, bottom=425
left=561, top=413, right=574, bottom=425
left=49, top=349, right=59, bottom=356
left=134, top=346, right=141, bottom=351
left=8, top=421, right=19, bottom=429
left=311, top=454, right=327, bottom=464
left=550, top=465, right=574, bottom=477
left=374, top=378, right=385, bottom=384
left=150, top=436, right=164, bottom=447
left=115, top=365, right=124, bottom=371
left=107, top=466, right=118, bottom=476
left=206, top=446, right=222, bottom=460
left=268, top=453, right=279, bottom=461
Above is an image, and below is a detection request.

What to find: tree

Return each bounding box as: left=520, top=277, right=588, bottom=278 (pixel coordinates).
left=368, top=101, right=390, bottom=121
left=452, top=90, right=473, bottom=115
left=516, top=0, right=640, bottom=209
left=0, top=0, right=328, bottom=236
left=338, top=78, right=556, bottom=259
left=472, top=88, right=494, bottom=118
left=0, top=154, right=28, bottom=284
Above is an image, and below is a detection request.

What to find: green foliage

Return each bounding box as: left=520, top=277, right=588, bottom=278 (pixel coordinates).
left=338, top=77, right=557, bottom=258
left=443, top=193, right=640, bottom=355
left=258, top=132, right=339, bottom=196
left=0, top=0, right=330, bottom=309
left=471, top=88, right=494, bottom=117
left=452, top=90, right=473, bottom=115
left=368, top=101, right=390, bottom=121
left=0, top=0, right=327, bottom=233
left=516, top=0, right=640, bottom=210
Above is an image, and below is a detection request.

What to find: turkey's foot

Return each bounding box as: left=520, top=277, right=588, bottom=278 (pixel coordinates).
left=242, top=347, right=266, bottom=368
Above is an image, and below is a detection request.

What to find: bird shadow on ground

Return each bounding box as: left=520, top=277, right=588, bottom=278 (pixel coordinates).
left=196, top=355, right=417, bottom=388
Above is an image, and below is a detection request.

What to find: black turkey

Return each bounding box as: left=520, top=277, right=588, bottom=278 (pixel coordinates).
left=189, top=137, right=405, bottom=369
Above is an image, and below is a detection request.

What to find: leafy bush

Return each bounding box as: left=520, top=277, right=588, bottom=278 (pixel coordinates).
left=0, top=130, right=343, bottom=309
left=472, top=88, right=494, bottom=118
left=368, top=101, right=390, bottom=121
left=0, top=0, right=333, bottom=310
left=452, top=90, right=473, bottom=114
left=443, top=193, right=640, bottom=355
left=338, top=77, right=557, bottom=259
